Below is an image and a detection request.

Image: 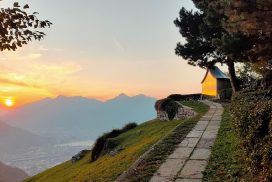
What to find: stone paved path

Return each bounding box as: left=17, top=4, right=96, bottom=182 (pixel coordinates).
left=150, top=101, right=223, bottom=182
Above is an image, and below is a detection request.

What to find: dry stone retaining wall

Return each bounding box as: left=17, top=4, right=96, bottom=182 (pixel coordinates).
left=157, top=106, right=196, bottom=121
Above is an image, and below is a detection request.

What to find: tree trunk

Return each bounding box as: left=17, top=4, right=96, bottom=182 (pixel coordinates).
left=227, top=61, right=240, bottom=93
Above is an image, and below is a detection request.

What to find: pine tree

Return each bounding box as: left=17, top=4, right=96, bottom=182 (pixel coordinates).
left=174, top=5, right=252, bottom=92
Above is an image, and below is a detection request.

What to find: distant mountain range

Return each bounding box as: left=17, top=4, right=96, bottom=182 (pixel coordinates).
left=0, top=161, right=28, bottom=182
left=2, top=94, right=156, bottom=143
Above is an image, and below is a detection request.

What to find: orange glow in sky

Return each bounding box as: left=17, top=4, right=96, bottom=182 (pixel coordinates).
left=0, top=97, right=15, bottom=108
left=0, top=0, right=229, bottom=107
left=5, top=99, right=14, bottom=107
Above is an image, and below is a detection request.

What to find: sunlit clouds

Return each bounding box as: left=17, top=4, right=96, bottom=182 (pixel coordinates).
left=0, top=0, right=209, bottom=107
left=0, top=39, right=207, bottom=107
left=0, top=45, right=84, bottom=106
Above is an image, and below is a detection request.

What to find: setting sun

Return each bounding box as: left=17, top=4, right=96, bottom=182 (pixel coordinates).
left=5, top=99, right=14, bottom=107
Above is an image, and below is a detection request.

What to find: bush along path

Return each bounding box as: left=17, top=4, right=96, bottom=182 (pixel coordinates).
left=150, top=101, right=223, bottom=182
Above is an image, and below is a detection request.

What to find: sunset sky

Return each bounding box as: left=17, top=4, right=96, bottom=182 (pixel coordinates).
left=0, top=0, right=226, bottom=108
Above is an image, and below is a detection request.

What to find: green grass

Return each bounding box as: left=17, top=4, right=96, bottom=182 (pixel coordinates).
left=25, top=101, right=208, bottom=182
left=123, top=101, right=209, bottom=182
left=203, top=105, right=246, bottom=182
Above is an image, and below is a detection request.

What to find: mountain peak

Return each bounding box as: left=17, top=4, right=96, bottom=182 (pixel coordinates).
left=117, top=93, right=129, bottom=98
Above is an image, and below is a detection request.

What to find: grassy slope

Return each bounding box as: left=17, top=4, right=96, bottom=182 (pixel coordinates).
left=25, top=101, right=208, bottom=182
left=203, top=105, right=246, bottom=182
left=126, top=101, right=209, bottom=182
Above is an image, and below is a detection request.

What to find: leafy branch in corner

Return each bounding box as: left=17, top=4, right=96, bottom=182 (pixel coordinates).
left=0, top=1, right=52, bottom=51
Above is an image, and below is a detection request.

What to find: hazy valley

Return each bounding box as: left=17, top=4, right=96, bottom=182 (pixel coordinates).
left=0, top=94, right=156, bottom=176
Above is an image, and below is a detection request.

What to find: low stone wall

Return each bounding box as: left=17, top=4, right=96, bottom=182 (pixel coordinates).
left=156, top=106, right=196, bottom=121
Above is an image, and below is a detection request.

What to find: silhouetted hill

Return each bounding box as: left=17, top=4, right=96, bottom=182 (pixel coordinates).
left=2, top=94, right=156, bottom=143
left=0, top=161, right=28, bottom=182
left=0, top=122, right=52, bottom=153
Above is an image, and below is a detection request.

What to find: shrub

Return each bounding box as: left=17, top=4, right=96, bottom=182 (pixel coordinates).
left=167, top=94, right=201, bottom=101
left=219, top=88, right=233, bottom=100
left=121, top=123, right=138, bottom=132
left=167, top=94, right=184, bottom=101
left=165, top=101, right=179, bottom=120
left=154, top=98, right=172, bottom=111
left=154, top=98, right=179, bottom=120
left=91, top=122, right=138, bottom=162
left=72, top=150, right=91, bottom=163
left=231, top=89, right=272, bottom=181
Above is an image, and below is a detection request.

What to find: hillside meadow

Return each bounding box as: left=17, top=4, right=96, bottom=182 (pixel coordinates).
left=25, top=101, right=208, bottom=182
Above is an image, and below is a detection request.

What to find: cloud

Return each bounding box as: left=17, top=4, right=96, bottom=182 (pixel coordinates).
left=113, top=37, right=125, bottom=52
left=0, top=61, right=82, bottom=93
left=53, top=48, right=65, bottom=52
left=0, top=73, right=40, bottom=88
left=0, top=77, right=34, bottom=88
left=28, top=53, right=42, bottom=60
left=31, top=62, right=82, bottom=75
left=38, top=45, right=49, bottom=51
left=1, top=51, right=42, bottom=61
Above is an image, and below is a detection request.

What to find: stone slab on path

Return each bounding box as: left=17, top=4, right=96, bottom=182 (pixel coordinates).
left=178, top=160, right=207, bottom=179
left=178, top=138, right=200, bottom=148
left=186, top=131, right=204, bottom=138
left=196, top=138, right=216, bottom=149
left=150, top=100, right=223, bottom=182
left=190, top=148, right=211, bottom=160
left=168, top=147, right=194, bottom=159
left=155, top=159, right=186, bottom=177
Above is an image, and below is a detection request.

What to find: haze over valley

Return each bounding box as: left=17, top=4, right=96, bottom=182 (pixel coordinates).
left=0, top=94, right=156, bottom=176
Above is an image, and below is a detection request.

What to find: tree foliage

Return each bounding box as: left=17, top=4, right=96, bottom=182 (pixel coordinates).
left=237, top=63, right=262, bottom=89
left=174, top=8, right=224, bottom=68
left=221, top=0, right=272, bottom=36
left=0, top=1, right=52, bottom=51
left=174, top=0, right=272, bottom=91
left=174, top=5, right=252, bottom=92
left=204, top=0, right=272, bottom=88
left=174, top=3, right=252, bottom=66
